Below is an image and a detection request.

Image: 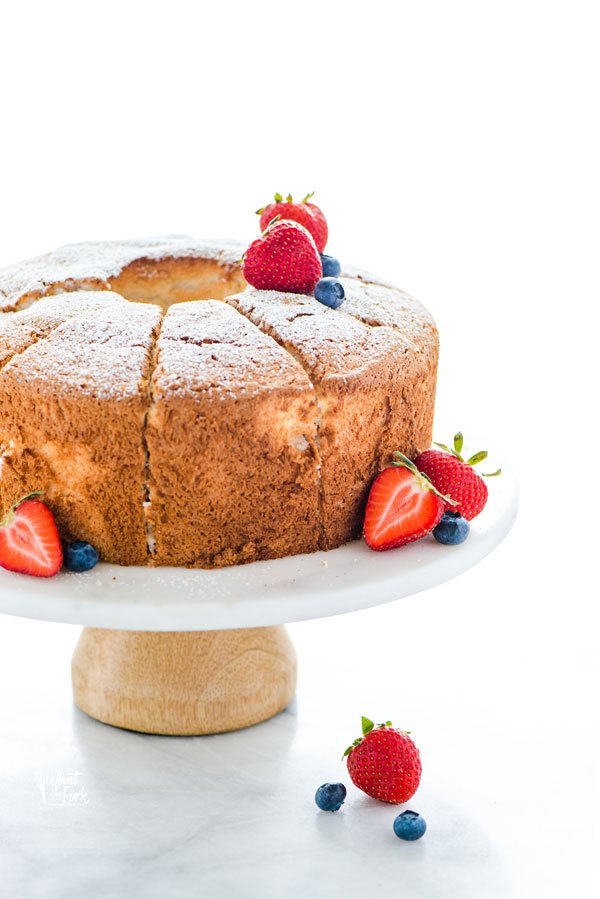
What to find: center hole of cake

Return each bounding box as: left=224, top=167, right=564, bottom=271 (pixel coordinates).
left=108, top=258, right=246, bottom=312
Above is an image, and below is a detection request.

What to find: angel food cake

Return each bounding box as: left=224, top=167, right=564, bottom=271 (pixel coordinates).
left=0, top=222, right=438, bottom=571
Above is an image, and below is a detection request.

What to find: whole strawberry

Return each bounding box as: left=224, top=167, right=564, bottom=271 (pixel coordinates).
left=415, top=432, right=501, bottom=521
left=344, top=716, right=422, bottom=804
left=257, top=192, right=328, bottom=253
left=242, top=219, right=322, bottom=294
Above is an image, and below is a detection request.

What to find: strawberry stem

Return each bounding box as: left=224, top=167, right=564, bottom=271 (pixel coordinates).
left=434, top=433, right=501, bottom=478
left=434, top=441, right=459, bottom=457
left=261, top=214, right=281, bottom=234
left=0, top=491, right=45, bottom=528
left=392, top=452, right=457, bottom=504
left=343, top=716, right=408, bottom=760
left=466, top=450, right=488, bottom=466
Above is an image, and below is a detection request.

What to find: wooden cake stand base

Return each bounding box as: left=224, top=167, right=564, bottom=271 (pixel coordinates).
left=71, top=626, right=297, bottom=735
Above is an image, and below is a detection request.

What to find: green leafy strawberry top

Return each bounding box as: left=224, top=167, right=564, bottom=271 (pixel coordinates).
left=256, top=191, right=316, bottom=215
left=391, top=452, right=457, bottom=503
left=343, top=716, right=402, bottom=759
left=434, top=432, right=501, bottom=477
left=0, top=491, right=44, bottom=528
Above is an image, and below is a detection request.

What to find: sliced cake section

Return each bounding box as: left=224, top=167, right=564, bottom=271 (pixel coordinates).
left=0, top=292, right=162, bottom=565
left=338, top=278, right=439, bottom=464
left=144, top=300, right=322, bottom=567
left=228, top=285, right=438, bottom=548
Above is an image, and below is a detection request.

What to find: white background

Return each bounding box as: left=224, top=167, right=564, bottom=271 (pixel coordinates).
left=0, top=2, right=598, bottom=897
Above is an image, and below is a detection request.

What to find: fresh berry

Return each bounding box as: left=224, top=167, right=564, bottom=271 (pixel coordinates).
left=63, top=540, right=99, bottom=572
left=363, top=453, right=446, bottom=551
left=344, top=717, right=422, bottom=804
left=315, top=782, right=347, bottom=812
left=415, top=432, right=501, bottom=521
left=320, top=254, right=341, bottom=277
left=393, top=810, right=427, bottom=841
left=314, top=277, right=345, bottom=309
left=0, top=493, right=63, bottom=577
left=242, top=219, right=322, bottom=294
left=257, top=192, right=328, bottom=253
left=432, top=511, right=470, bottom=545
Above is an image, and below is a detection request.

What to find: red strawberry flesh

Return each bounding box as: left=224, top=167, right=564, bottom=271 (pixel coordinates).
left=364, top=466, right=444, bottom=550
left=0, top=498, right=63, bottom=577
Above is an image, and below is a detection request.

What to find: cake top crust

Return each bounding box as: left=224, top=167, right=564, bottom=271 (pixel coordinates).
left=227, top=280, right=437, bottom=383
left=0, top=292, right=161, bottom=401
left=154, top=300, right=313, bottom=401
left=0, top=236, right=244, bottom=312
left=0, top=238, right=438, bottom=402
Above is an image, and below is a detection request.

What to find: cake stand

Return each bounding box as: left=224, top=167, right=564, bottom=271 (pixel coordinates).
left=0, top=472, right=517, bottom=736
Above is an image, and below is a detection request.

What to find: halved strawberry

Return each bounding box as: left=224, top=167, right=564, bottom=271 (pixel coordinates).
left=0, top=493, right=63, bottom=577
left=364, top=453, right=446, bottom=550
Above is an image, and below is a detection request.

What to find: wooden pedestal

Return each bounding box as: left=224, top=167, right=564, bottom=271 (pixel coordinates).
left=71, top=626, right=297, bottom=735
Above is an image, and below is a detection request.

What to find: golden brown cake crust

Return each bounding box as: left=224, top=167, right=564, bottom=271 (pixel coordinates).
left=145, top=301, right=322, bottom=567
left=0, top=293, right=161, bottom=565
left=0, top=237, right=245, bottom=312
left=226, top=285, right=438, bottom=547
left=0, top=238, right=438, bottom=568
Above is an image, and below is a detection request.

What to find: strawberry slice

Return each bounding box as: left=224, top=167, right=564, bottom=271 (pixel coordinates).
left=0, top=494, right=63, bottom=577
left=364, top=453, right=446, bottom=550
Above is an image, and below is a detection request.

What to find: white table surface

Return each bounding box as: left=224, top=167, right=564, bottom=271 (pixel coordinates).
left=0, top=509, right=595, bottom=898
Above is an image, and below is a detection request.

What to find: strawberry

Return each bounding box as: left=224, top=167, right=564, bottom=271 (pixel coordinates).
left=256, top=192, right=328, bottom=253
left=0, top=493, right=63, bottom=577
left=363, top=452, right=446, bottom=550
left=344, top=716, right=422, bottom=804
left=242, top=219, right=323, bottom=294
left=415, top=432, right=501, bottom=521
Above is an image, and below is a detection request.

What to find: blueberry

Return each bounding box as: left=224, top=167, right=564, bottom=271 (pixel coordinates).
left=63, top=540, right=100, bottom=572
left=393, top=810, right=427, bottom=841
left=320, top=254, right=342, bottom=278
left=433, top=511, right=470, bottom=545
left=314, top=277, right=345, bottom=309
left=315, top=782, right=347, bottom=812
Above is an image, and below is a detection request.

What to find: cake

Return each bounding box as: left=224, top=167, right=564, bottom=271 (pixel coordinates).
left=0, top=237, right=438, bottom=568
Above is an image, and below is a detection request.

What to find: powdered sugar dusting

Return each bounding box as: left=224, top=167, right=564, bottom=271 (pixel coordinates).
left=0, top=291, right=162, bottom=401
left=0, top=242, right=437, bottom=399
left=338, top=278, right=437, bottom=351
left=154, top=300, right=311, bottom=401
left=0, top=236, right=244, bottom=312
left=227, top=285, right=420, bottom=382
